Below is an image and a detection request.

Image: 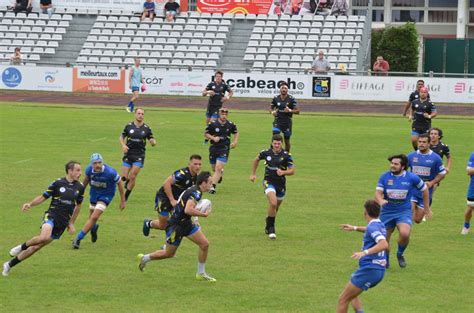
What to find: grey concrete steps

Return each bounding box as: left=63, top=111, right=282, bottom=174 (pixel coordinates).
left=38, top=15, right=96, bottom=66
left=219, top=19, right=255, bottom=70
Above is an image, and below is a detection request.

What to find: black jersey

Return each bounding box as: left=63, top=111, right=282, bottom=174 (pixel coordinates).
left=205, top=119, right=238, bottom=151
left=169, top=186, right=202, bottom=224
left=42, top=178, right=84, bottom=227
left=121, top=122, right=154, bottom=156
left=205, top=81, right=232, bottom=109
left=411, top=99, right=436, bottom=129
left=157, top=167, right=197, bottom=201
left=258, top=148, right=294, bottom=184
left=409, top=90, right=430, bottom=103
left=430, top=142, right=451, bottom=159
left=271, top=94, right=297, bottom=126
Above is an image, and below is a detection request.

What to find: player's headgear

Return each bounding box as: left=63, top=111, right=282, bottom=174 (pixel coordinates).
left=90, top=153, right=104, bottom=164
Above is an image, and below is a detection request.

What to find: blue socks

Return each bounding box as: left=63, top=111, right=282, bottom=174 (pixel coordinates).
left=76, top=230, right=86, bottom=241
left=397, top=244, right=407, bottom=257
left=464, top=222, right=470, bottom=229
left=128, top=101, right=134, bottom=111
left=91, top=224, right=98, bottom=233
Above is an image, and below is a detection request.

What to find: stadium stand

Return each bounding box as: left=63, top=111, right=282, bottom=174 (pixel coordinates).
left=0, top=8, right=369, bottom=72
left=0, top=11, right=72, bottom=65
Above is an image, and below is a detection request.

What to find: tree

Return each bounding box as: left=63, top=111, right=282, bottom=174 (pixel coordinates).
left=371, top=23, right=419, bottom=72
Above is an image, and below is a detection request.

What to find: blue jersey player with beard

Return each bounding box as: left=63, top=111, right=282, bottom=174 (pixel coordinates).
left=408, top=133, right=446, bottom=224
left=375, top=154, right=429, bottom=269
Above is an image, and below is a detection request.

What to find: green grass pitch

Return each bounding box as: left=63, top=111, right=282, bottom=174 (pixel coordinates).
left=0, top=102, right=473, bottom=312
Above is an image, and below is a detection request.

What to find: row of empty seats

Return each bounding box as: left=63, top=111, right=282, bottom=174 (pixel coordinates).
left=252, top=61, right=357, bottom=71
left=92, top=22, right=229, bottom=33
left=76, top=56, right=217, bottom=68
left=0, top=32, right=63, bottom=41
left=0, top=53, right=41, bottom=62
left=1, top=12, right=72, bottom=21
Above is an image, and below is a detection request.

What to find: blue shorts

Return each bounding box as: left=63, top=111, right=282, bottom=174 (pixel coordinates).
left=131, top=86, right=140, bottom=92
left=272, top=126, right=291, bottom=139
left=380, top=211, right=412, bottom=229
left=351, top=267, right=385, bottom=291
left=263, top=180, right=285, bottom=200
left=412, top=188, right=433, bottom=209
left=90, top=194, right=113, bottom=206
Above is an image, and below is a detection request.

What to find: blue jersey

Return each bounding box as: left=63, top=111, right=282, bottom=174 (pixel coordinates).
left=143, top=2, right=155, bottom=11
left=130, top=66, right=143, bottom=88
left=408, top=150, right=446, bottom=195
left=86, top=164, right=120, bottom=198
left=468, top=153, right=474, bottom=198
left=359, top=219, right=387, bottom=270
left=376, top=171, right=426, bottom=213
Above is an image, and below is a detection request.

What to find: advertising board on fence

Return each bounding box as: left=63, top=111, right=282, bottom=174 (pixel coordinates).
left=0, top=65, right=472, bottom=104
left=73, top=67, right=125, bottom=93
left=197, top=0, right=274, bottom=15
left=0, top=65, right=72, bottom=91
left=330, top=76, right=474, bottom=103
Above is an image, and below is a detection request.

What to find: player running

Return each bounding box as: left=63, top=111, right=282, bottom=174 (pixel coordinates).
left=127, top=58, right=144, bottom=113
left=137, top=172, right=216, bottom=282
left=202, top=70, right=233, bottom=124
left=405, top=86, right=437, bottom=150
left=337, top=200, right=388, bottom=313
left=119, top=108, right=156, bottom=201
left=429, top=127, right=452, bottom=174
left=250, top=134, right=295, bottom=240
left=408, top=134, right=446, bottom=223
left=461, top=153, right=474, bottom=235
left=270, top=82, right=300, bottom=152
left=204, top=107, right=239, bottom=194
left=142, top=154, right=202, bottom=236
left=375, top=154, right=429, bottom=268
left=3, top=161, right=84, bottom=276
left=72, top=153, right=125, bottom=249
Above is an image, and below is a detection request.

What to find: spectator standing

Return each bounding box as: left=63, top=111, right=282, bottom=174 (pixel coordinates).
left=10, top=47, right=23, bottom=65
left=373, top=56, right=390, bottom=76
left=141, top=0, right=156, bottom=22
left=164, top=0, right=180, bottom=22
left=312, top=51, right=331, bottom=74
left=13, top=0, right=32, bottom=14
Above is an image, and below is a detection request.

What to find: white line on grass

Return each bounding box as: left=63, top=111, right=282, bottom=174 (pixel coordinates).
left=14, top=158, right=34, bottom=164
left=90, top=137, right=107, bottom=142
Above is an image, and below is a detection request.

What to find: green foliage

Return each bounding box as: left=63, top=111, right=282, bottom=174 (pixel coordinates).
left=0, top=103, right=473, bottom=312
left=372, top=22, right=419, bottom=72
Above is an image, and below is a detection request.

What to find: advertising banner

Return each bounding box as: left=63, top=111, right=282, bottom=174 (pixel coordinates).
left=0, top=65, right=72, bottom=91
left=197, top=0, right=274, bottom=15
left=330, top=76, right=474, bottom=103
left=73, top=67, right=125, bottom=93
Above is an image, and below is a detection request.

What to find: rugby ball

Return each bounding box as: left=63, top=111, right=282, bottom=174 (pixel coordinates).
left=141, top=83, right=147, bottom=92
left=196, top=199, right=212, bottom=213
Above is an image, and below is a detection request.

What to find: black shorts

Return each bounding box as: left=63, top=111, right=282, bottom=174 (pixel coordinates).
left=40, top=0, right=52, bottom=5
left=411, top=124, right=429, bottom=136
left=122, top=154, right=145, bottom=168
left=206, top=106, right=220, bottom=119
left=272, top=122, right=292, bottom=139
left=42, top=212, right=67, bottom=240
left=209, top=148, right=229, bottom=165
left=154, top=191, right=174, bottom=217
left=263, top=179, right=286, bottom=199
left=165, top=220, right=199, bottom=247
